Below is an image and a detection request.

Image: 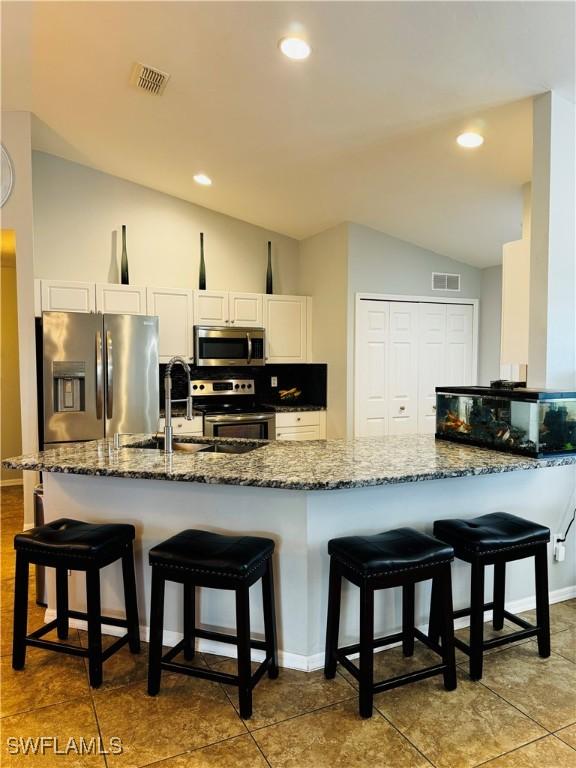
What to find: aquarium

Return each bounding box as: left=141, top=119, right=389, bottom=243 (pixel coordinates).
left=435, top=386, right=576, bottom=457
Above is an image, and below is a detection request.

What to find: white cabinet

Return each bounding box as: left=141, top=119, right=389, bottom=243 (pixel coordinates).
left=38, top=279, right=96, bottom=314
left=229, top=292, right=263, bottom=326
left=195, top=291, right=264, bottom=327
left=194, top=291, right=229, bottom=326
left=275, top=411, right=326, bottom=440
left=264, top=295, right=309, bottom=363
left=147, top=287, right=194, bottom=362
left=96, top=284, right=147, bottom=315
left=158, top=416, right=203, bottom=435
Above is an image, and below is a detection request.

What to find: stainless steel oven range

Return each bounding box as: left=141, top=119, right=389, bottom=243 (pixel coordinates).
left=190, top=378, right=276, bottom=440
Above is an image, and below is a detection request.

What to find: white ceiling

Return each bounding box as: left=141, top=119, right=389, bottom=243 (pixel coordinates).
left=2, top=1, right=574, bottom=267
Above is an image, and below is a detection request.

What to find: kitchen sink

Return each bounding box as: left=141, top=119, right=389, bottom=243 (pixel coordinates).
left=128, top=438, right=262, bottom=455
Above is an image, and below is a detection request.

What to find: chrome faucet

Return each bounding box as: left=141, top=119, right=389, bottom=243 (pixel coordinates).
left=164, top=356, right=194, bottom=454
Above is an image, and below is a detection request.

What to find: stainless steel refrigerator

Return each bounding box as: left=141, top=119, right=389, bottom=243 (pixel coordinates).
left=41, top=311, right=159, bottom=446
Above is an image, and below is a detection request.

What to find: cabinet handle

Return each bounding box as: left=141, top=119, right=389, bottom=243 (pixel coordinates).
left=296, top=417, right=301, bottom=422
left=399, top=406, right=406, bottom=412
left=231, top=319, right=235, bottom=324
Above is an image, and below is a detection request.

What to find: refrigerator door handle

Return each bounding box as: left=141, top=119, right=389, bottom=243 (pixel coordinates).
left=106, top=330, right=114, bottom=419
left=95, top=330, right=103, bottom=420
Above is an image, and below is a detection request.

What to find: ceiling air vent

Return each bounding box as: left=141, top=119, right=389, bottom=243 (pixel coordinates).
left=432, top=272, right=461, bottom=292
left=130, top=62, right=170, bottom=95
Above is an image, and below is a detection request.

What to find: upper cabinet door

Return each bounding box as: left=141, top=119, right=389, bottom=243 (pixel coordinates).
left=95, top=284, right=147, bottom=315
left=229, top=292, right=263, bottom=327
left=40, top=280, right=96, bottom=314
left=146, top=287, right=194, bottom=361
left=194, top=290, right=229, bottom=326
left=264, top=295, right=308, bottom=363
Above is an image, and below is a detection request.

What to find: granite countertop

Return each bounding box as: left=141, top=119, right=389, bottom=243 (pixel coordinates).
left=4, top=435, right=575, bottom=491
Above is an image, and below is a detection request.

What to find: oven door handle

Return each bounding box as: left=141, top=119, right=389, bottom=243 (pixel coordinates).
left=246, top=331, right=252, bottom=365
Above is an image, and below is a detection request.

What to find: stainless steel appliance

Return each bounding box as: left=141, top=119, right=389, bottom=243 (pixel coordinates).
left=42, top=311, right=159, bottom=445
left=194, top=326, right=265, bottom=367
left=190, top=378, right=276, bottom=440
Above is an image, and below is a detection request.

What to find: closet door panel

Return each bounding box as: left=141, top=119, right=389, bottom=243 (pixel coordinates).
left=418, top=303, right=447, bottom=434
left=387, top=303, right=419, bottom=434
left=356, top=300, right=389, bottom=437
left=446, top=305, right=474, bottom=385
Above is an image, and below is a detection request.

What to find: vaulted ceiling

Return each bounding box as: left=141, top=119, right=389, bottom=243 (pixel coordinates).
left=2, top=1, right=574, bottom=266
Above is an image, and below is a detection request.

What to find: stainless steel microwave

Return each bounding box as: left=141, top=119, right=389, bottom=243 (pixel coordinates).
left=194, top=326, right=266, bottom=366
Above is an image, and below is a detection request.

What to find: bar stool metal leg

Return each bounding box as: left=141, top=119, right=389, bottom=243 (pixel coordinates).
left=324, top=559, right=342, bottom=679
left=534, top=544, right=551, bottom=658
left=402, top=582, right=415, bottom=657
left=493, top=561, right=506, bottom=631
left=469, top=560, right=485, bottom=681
left=12, top=552, right=29, bottom=670
left=358, top=582, right=374, bottom=719
left=121, top=544, right=141, bottom=654
left=439, top=565, right=457, bottom=690
left=262, top=559, right=279, bottom=679
left=56, top=568, right=69, bottom=640
left=86, top=568, right=103, bottom=687
left=235, top=585, right=252, bottom=719
left=148, top=569, right=165, bottom=696
left=183, top=582, right=196, bottom=661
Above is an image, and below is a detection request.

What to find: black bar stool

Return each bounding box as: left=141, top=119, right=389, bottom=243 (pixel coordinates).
left=147, top=529, right=278, bottom=720
left=430, top=512, right=551, bottom=681
left=12, top=518, right=140, bottom=687
left=324, top=527, right=457, bottom=718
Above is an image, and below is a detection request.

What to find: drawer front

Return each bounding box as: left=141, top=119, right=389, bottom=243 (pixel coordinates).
left=158, top=417, right=203, bottom=434
left=275, top=411, right=321, bottom=428
left=276, top=426, right=320, bottom=441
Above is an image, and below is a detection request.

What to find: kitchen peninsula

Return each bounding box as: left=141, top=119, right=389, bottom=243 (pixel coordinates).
left=5, top=436, right=575, bottom=671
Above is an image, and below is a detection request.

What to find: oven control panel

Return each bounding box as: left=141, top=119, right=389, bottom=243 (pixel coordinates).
left=190, top=379, right=255, bottom=396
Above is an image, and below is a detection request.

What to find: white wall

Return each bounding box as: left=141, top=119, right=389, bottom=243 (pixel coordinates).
left=347, top=222, right=482, bottom=299
left=32, top=152, right=300, bottom=294
left=479, top=265, right=502, bottom=385
left=0, top=112, right=38, bottom=521
left=299, top=224, right=348, bottom=438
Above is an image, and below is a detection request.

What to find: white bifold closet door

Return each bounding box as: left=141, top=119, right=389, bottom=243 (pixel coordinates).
left=356, top=300, right=474, bottom=437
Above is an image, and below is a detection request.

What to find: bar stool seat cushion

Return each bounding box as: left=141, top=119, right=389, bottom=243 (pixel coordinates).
left=149, top=529, right=274, bottom=579
left=327, top=527, right=453, bottom=577
left=434, top=512, right=550, bottom=554
left=14, top=518, right=135, bottom=559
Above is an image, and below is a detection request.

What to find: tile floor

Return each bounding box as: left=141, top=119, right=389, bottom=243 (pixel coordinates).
left=1, top=486, right=575, bottom=768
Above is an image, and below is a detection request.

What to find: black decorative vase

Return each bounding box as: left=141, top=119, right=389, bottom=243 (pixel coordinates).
left=265, top=240, right=273, bottom=294
left=120, top=225, right=129, bottom=285
left=198, top=232, right=206, bottom=290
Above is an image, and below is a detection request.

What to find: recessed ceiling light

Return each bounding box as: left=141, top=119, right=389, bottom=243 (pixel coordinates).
left=193, top=173, right=212, bottom=186
left=279, top=37, right=311, bottom=60
left=456, top=132, right=484, bottom=148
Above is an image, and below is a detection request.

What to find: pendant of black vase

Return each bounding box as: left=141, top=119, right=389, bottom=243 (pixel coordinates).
left=120, top=225, right=129, bottom=285
left=198, top=232, right=207, bottom=290
left=266, top=240, right=273, bottom=294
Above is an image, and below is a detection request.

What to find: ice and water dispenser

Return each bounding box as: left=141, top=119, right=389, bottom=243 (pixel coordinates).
left=52, top=361, right=86, bottom=412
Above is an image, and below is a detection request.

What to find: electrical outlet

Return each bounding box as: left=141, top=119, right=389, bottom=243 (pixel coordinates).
left=271, top=376, right=278, bottom=388
left=553, top=534, right=566, bottom=562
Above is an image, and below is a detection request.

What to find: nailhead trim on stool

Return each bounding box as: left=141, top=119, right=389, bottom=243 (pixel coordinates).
left=147, top=529, right=279, bottom=720
left=12, top=518, right=141, bottom=687
left=430, top=512, right=551, bottom=681
left=324, top=527, right=458, bottom=719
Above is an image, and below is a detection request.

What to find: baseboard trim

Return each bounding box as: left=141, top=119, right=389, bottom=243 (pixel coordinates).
left=0, top=479, right=23, bottom=488
left=45, top=584, right=576, bottom=673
